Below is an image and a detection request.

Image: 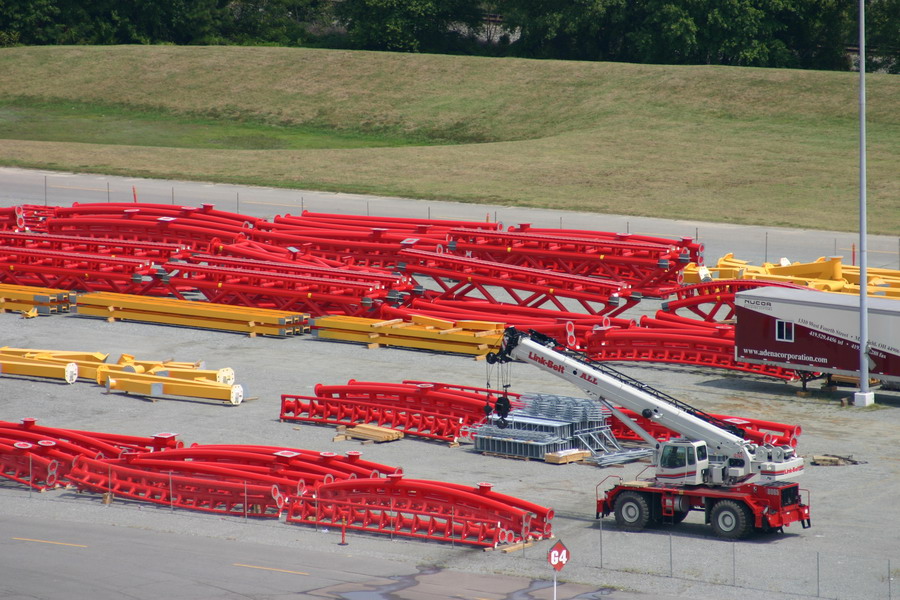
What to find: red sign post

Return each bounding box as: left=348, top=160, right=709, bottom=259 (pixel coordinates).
left=547, top=540, right=570, bottom=600
left=548, top=540, right=570, bottom=571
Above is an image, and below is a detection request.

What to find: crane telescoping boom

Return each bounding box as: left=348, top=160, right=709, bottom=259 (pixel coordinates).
left=488, top=327, right=804, bottom=486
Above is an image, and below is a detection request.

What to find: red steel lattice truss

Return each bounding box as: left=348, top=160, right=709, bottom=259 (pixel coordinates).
left=0, top=418, right=552, bottom=547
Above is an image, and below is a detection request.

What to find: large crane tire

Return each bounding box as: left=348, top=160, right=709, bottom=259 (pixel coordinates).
left=710, top=499, right=752, bottom=539
left=614, top=491, right=651, bottom=530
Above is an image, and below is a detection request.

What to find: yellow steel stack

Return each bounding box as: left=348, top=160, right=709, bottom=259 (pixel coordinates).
left=0, top=347, right=244, bottom=405
left=684, top=254, right=900, bottom=298
left=0, top=284, right=74, bottom=316
left=75, top=292, right=309, bottom=337
left=313, top=315, right=504, bottom=356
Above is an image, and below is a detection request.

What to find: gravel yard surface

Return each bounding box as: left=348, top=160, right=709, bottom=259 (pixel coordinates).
left=1, top=171, right=899, bottom=600
left=3, top=290, right=899, bottom=600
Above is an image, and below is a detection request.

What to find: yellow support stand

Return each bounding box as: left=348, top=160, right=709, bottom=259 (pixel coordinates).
left=0, top=353, right=78, bottom=384
left=104, top=371, right=244, bottom=405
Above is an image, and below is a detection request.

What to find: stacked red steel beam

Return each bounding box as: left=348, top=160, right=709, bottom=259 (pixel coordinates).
left=281, top=380, right=522, bottom=443
left=583, top=280, right=806, bottom=380
left=1, top=203, right=804, bottom=379
left=610, top=408, right=801, bottom=448
left=396, top=248, right=637, bottom=317
left=446, top=224, right=703, bottom=297
left=0, top=418, right=552, bottom=547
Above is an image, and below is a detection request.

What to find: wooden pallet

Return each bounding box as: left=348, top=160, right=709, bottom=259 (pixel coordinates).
left=544, top=449, right=592, bottom=464
left=344, top=424, right=404, bottom=443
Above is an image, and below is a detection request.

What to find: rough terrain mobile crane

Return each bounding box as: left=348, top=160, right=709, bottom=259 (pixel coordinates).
left=486, top=327, right=811, bottom=539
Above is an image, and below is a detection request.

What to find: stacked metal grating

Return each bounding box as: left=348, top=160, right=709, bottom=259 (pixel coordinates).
left=469, top=393, right=652, bottom=464
left=471, top=425, right=570, bottom=459
left=517, top=393, right=607, bottom=427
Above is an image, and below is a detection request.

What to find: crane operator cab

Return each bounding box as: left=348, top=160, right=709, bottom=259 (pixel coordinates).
left=655, top=439, right=708, bottom=486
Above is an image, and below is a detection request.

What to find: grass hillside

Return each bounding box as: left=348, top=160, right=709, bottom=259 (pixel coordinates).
left=0, top=45, right=897, bottom=233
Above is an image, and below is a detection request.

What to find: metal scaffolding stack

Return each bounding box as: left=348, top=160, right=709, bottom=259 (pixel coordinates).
left=517, top=393, right=607, bottom=427
left=470, top=393, right=653, bottom=464
left=470, top=425, right=570, bottom=459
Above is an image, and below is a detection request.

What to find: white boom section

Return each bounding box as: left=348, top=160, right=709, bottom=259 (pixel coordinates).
left=507, top=335, right=753, bottom=459
left=499, top=330, right=803, bottom=484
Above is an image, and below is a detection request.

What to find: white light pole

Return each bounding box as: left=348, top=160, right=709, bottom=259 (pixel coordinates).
left=855, top=0, right=874, bottom=406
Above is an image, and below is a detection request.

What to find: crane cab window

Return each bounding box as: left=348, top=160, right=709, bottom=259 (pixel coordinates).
left=696, top=444, right=707, bottom=462
left=661, top=445, right=687, bottom=469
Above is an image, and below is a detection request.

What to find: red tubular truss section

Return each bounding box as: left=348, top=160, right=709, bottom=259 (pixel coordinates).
left=282, top=380, right=517, bottom=443
left=664, top=280, right=806, bottom=322
left=0, top=419, right=181, bottom=457
left=0, top=245, right=157, bottom=293
left=285, top=474, right=551, bottom=547
left=0, top=231, right=185, bottom=260
left=188, top=444, right=401, bottom=478
left=585, top=327, right=799, bottom=380
left=281, top=395, right=468, bottom=443
left=397, top=249, right=634, bottom=316
left=446, top=228, right=690, bottom=297
left=45, top=216, right=242, bottom=251
left=55, top=202, right=266, bottom=229
left=65, top=454, right=286, bottom=517
left=0, top=439, right=64, bottom=491
left=154, top=261, right=391, bottom=316
left=280, top=211, right=501, bottom=232
left=0, top=420, right=552, bottom=545
left=506, top=224, right=704, bottom=264
left=177, top=253, right=411, bottom=289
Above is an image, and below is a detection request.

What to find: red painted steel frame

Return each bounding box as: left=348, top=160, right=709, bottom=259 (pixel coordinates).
left=285, top=474, right=552, bottom=547
left=446, top=228, right=692, bottom=296
left=398, top=249, right=636, bottom=316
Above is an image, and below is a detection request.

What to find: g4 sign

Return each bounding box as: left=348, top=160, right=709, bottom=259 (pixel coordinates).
left=547, top=540, right=570, bottom=572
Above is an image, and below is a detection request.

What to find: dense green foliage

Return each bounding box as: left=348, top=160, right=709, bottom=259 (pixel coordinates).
left=0, top=0, right=897, bottom=72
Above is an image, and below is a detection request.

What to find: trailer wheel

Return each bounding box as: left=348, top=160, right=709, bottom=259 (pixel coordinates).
left=711, top=500, right=752, bottom=539
left=614, top=492, right=651, bottom=530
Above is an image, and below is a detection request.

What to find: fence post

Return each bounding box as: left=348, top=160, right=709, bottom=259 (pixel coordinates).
left=732, top=542, right=736, bottom=587
left=598, top=516, right=603, bottom=569
left=816, top=551, right=820, bottom=597
left=669, top=533, right=673, bottom=577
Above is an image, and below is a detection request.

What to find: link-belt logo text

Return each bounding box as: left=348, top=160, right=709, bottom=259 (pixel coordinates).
left=527, top=352, right=565, bottom=373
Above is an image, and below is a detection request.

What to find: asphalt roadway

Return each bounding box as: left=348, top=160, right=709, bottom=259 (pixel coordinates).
left=1, top=167, right=899, bottom=600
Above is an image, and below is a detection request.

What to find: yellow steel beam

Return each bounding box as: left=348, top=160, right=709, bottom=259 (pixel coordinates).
left=74, top=305, right=298, bottom=337
left=116, top=355, right=204, bottom=370
left=0, top=354, right=78, bottom=384
left=104, top=372, right=244, bottom=405
left=0, top=348, right=108, bottom=361
left=145, top=365, right=236, bottom=385
left=314, top=328, right=499, bottom=356
left=314, top=315, right=503, bottom=345
left=76, top=292, right=307, bottom=325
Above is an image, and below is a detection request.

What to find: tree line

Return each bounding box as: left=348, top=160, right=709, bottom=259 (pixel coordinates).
left=1, top=0, right=897, bottom=73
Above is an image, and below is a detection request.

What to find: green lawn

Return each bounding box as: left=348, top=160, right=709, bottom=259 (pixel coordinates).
left=0, top=45, right=897, bottom=234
